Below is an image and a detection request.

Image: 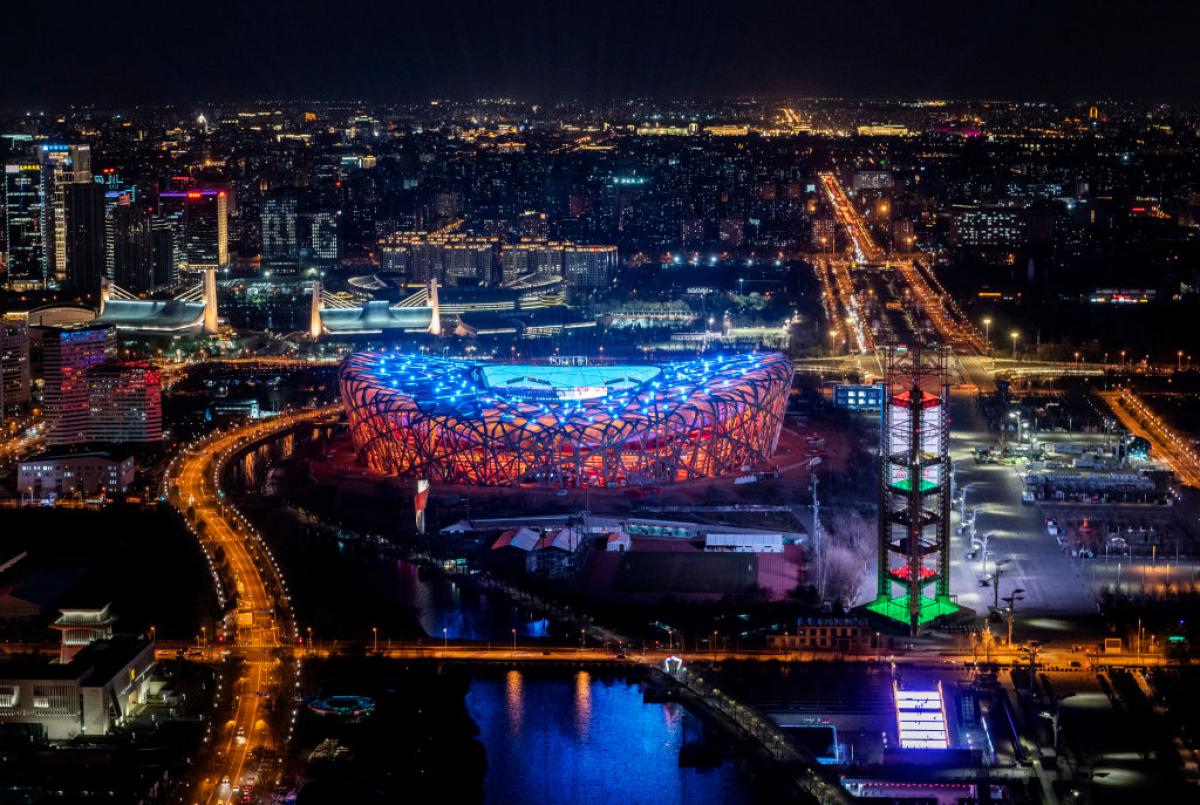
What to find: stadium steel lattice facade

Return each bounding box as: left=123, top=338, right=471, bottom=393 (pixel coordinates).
left=339, top=352, right=792, bottom=488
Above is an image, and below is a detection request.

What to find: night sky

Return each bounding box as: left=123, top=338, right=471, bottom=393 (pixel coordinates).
left=4, top=1, right=1197, bottom=106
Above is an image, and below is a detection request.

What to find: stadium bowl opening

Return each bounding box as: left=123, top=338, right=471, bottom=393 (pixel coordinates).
left=339, top=352, right=793, bottom=489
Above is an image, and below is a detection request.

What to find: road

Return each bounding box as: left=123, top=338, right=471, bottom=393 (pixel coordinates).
left=167, top=404, right=340, bottom=802
left=1099, top=389, right=1200, bottom=487
left=816, top=171, right=986, bottom=354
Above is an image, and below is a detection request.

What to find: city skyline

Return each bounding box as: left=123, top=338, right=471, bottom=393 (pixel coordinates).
left=0, top=35, right=1198, bottom=802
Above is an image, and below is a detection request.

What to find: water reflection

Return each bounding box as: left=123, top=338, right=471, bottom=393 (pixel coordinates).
left=468, top=673, right=752, bottom=805
left=574, top=670, right=591, bottom=742
left=505, top=670, right=523, bottom=736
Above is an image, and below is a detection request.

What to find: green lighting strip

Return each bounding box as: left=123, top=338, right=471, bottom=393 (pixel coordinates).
left=867, top=594, right=960, bottom=626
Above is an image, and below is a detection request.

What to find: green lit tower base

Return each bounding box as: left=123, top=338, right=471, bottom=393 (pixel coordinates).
left=867, top=345, right=961, bottom=634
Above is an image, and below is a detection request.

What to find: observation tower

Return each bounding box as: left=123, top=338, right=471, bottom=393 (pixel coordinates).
left=867, top=345, right=960, bottom=633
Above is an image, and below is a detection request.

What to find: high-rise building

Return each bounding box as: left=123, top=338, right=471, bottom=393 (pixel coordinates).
left=150, top=217, right=177, bottom=287
left=64, top=183, right=107, bottom=293
left=86, top=361, right=162, bottom=444
left=443, top=238, right=494, bottom=285
left=500, top=244, right=531, bottom=283
left=3, top=162, right=45, bottom=289
left=0, top=320, right=31, bottom=418
left=501, top=239, right=564, bottom=282
left=160, top=188, right=228, bottom=270
left=37, top=144, right=92, bottom=285
left=563, top=244, right=617, bottom=290
left=107, top=196, right=155, bottom=291
left=260, top=193, right=299, bottom=274
left=300, top=210, right=339, bottom=271
left=39, top=324, right=112, bottom=447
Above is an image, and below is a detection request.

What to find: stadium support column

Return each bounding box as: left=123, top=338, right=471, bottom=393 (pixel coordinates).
left=867, top=344, right=960, bottom=634
left=415, top=478, right=429, bottom=535
left=202, top=267, right=219, bottom=335
left=427, top=277, right=442, bottom=336
left=309, top=279, right=323, bottom=340
left=98, top=276, right=110, bottom=315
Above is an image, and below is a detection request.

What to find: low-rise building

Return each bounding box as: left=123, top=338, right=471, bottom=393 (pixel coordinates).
left=0, top=636, right=155, bottom=739
left=767, top=617, right=878, bottom=654
left=17, top=451, right=135, bottom=501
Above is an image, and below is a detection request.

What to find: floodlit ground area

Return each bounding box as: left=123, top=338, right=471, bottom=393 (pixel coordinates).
left=948, top=396, right=1100, bottom=617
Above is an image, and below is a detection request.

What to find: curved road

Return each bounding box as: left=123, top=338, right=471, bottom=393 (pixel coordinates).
left=168, top=404, right=341, bottom=802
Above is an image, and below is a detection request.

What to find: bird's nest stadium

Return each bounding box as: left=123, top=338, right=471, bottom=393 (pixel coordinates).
left=339, top=352, right=793, bottom=488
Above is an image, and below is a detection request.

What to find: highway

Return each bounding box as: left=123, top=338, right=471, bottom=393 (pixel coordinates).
left=816, top=171, right=986, bottom=355
left=167, top=404, right=340, bottom=802
left=1100, top=389, right=1200, bottom=487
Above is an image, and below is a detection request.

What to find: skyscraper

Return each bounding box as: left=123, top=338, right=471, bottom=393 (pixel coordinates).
left=150, top=217, right=177, bottom=288
left=107, top=195, right=155, bottom=291
left=64, top=183, right=107, bottom=293
left=37, top=144, right=91, bottom=285
left=261, top=193, right=299, bottom=274
left=300, top=210, right=339, bottom=271
left=160, top=188, right=228, bottom=271
left=3, top=162, right=45, bottom=289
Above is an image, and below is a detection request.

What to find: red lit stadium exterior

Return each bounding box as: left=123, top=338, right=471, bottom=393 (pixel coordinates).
left=339, top=352, right=792, bottom=488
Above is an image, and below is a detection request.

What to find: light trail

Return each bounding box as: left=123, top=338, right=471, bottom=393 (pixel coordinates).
left=1100, top=389, right=1200, bottom=487
left=817, top=172, right=985, bottom=354
left=166, top=404, right=340, bottom=801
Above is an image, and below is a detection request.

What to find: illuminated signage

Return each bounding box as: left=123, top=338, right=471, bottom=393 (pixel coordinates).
left=894, top=682, right=949, bottom=749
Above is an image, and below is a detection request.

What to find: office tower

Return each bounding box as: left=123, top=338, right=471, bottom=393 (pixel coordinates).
left=160, top=188, right=228, bottom=270
left=37, top=144, right=90, bottom=285
left=63, top=183, right=107, bottom=293
left=0, top=320, right=31, bottom=418
left=108, top=197, right=155, bottom=291
left=261, top=193, right=299, bottom=274
left=300, top=210, right=339, bottom=271
left=40, top=324, right=112, bottom=447
left=563, top=244, right=617, bottom=289
left=150, top=217, right=177, bottom=287
left=86, top=361, right=163, bottom=443
left=68, top=144, right=92, bottom=183
left=3, top=162, right=45, bottom=289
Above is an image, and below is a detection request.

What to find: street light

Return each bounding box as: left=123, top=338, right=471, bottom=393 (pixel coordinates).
left=1002, top=588, right=1026, bottom=645
left=1010, top=331, right=1019, bottom=361
left=982, top=317, right=992, bottom=355
left=372, top=626, right=377, bottom=653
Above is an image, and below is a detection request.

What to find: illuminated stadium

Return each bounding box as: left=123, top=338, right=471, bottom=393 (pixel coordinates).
left=339, top=352, right=792, bottom=488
